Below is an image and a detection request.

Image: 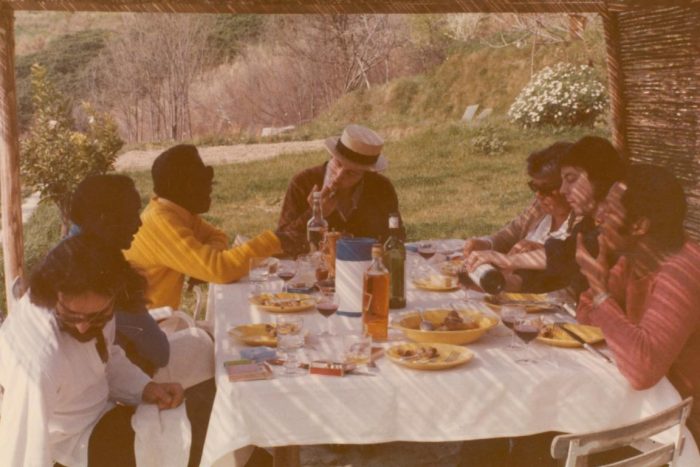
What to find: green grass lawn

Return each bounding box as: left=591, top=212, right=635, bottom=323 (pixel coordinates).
left=2, top=120, right=607, bottom=310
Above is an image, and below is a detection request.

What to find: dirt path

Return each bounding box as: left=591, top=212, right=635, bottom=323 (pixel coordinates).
left=115, top=139, right=326, bottom=171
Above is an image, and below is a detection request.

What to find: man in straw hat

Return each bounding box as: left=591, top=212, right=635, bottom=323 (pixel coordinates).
left=278, top=124, right=404, bottom=255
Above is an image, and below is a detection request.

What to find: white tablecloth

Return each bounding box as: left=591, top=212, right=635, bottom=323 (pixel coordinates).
left=201, top=276, right=700, bottom=466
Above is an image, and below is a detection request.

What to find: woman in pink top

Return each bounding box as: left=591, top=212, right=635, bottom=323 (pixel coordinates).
left=576, top=165, right=700, bottom=444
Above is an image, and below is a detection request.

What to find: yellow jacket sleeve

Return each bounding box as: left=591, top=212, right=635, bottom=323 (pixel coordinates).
left=192, top=215, right=229, bottom=250
left=127, top=203, right=282, bottom=284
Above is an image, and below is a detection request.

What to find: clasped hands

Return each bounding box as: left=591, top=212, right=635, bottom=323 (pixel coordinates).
left=575, top=233, right=610, bottom=296
left=142, top=381, right=185, bottom=410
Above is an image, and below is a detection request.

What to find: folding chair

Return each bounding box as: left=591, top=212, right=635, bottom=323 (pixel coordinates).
left=551, top=397, right=692, bottom=467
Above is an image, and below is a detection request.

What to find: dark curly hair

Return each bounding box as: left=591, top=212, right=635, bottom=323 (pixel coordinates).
left=560, top=136, right=626, bottom=201
left=526, top=141, right=573, bottom=182
left=30, top=234, right=146, bottom=311
left=621, top=164, right=686, bottom=252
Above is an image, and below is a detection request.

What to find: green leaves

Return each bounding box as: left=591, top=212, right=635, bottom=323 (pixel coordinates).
left=20, top=64, right=124, bottom=233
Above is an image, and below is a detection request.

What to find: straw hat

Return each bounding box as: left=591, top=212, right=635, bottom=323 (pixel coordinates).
left=324, top=124, right=387, bottom=172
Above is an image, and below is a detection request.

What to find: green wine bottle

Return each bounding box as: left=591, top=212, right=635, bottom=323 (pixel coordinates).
left=383, top=213, right=406, bottom=309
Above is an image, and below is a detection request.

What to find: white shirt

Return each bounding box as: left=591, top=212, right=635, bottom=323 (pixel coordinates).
left=524, top=214, right=571, bottom=244
left=0, top=294, right=151, bottom=467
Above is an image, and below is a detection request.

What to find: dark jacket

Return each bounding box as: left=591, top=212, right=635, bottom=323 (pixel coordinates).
left=277, top=162, right=404, bottom=256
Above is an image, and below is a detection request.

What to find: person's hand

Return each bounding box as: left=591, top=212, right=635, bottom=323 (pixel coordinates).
left=307, top=185, right=337, bottom=216
left=463, top=238, right=491, bottom=257
left=466, top=250, right=511, bottom=272
left=142, top=382, right=185, bottom=410
left=508, top=240, right=543, bottom=255
left=575, top=233, right=609, bottom=295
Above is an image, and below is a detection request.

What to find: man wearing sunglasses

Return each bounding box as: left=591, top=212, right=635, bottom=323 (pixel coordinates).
left=0, top=235, right=189, bottom=467
left=125, top=144, right=286, bottom=310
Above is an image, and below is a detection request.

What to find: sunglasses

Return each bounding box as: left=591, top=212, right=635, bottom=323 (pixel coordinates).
left=528, top=180, right=559, bottom=195
left=55, top=299, right=115, bottom=327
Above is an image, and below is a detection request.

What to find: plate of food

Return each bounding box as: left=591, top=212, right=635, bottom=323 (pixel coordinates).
left=412, top=274, right=460, bottom=292
left=537, top=323, right=605, bottom=348
left=484, top=292, right=560, bottom=313
left=249, top=292, right=317, bottom=313
left=229, top=323, right=278, bottom=347
left=387, top=342, right=474, bottom=370
left=392, top=308, right=498, bottom=345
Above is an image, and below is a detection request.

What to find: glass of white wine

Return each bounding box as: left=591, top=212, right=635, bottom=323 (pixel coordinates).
left=276, top=315, right=305, bottom=376
left=343, top=333, right=372, bottom=372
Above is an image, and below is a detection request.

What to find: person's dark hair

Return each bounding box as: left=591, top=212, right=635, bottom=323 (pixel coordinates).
left=70, top=174, right=137, bottom=225
left=526, top=141, right=573, bottom=180
left=621, top=164, right=686, bottom=252
left=560, top=136, right=625, bottom=201
left=152, top=144, right=209, bottom=196
left=151, top=144, right=213, bottom=213
left=30, top=234, right=146, bottom=311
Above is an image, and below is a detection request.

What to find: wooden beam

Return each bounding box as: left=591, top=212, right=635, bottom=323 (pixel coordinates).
left=601, top=7, right=629, bottom=159
left=0, top=2, right=23, bottom=312
left=3, top=0, right=605, bottom=14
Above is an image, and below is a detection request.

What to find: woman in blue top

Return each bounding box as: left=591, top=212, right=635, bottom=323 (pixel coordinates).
left=69, top=174, right=169, bottom=375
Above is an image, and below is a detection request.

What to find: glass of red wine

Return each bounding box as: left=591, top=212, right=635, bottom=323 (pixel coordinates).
left=277, top=259, right=297, bottom=293
left=513, top=316, right=543, bottom=364
left=417, top=241, right=437, bottom=263
left=501, top=306, right=526, bottom=349
left=316, top=289, right=339, bottom=337
left=456, top=266, right=473, bottom=302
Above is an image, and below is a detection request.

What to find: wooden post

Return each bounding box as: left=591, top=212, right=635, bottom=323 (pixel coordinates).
left=601, top=8, right=629, bottom=160
left=0, top=3, right=24, bottom=312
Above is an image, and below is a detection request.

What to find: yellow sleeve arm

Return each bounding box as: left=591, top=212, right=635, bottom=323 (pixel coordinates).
left=146, top=213, right=281, bottom=283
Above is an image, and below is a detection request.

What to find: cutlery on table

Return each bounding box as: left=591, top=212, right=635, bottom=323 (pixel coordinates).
left=556, top=323, right=613, bottom=365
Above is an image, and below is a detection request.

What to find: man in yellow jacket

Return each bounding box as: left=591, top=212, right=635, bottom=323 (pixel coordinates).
left=125, top=144, right=285, bottom=309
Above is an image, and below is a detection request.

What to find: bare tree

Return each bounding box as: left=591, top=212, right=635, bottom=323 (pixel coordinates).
left=95, top=14, right=211, bottom=142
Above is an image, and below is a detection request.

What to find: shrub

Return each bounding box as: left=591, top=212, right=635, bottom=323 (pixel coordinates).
left=21, top=64, right=123, bottom=235
left=508, top=62, right=607, bottom=128
left=471, top=124, right=508, bottom=156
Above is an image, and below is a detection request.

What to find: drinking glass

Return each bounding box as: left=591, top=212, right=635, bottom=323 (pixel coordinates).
left=513, top=316, right=543, bottom=365
left=276, top=315, right=305, bottom=376
left=316, top=290, right=339, bottom=337
left=456, top=265, right=473, bottom=302
left=343, top=333, right=372, bottom=372
left=249, top=257, right=270, bottom=283
left=501, top=306, right=526, bottom=350
left=417, top=241, right=437, bottom=263
left=277, top=259, right=297, bottom=293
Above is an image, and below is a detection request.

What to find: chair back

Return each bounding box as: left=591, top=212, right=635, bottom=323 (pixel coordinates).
left=551, top=397, right=693, bottom=467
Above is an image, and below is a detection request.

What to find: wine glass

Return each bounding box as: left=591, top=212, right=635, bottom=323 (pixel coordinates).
left=277, top=259, right=297, bottom=293
left=513, top=316, right=543, bottom=364
left=500, top=306, right=526, bottom=350
left=417, top=241, right=437, bottom=262
left=456, top=265, right=473, bottom=302
left=343, top=333, right=372, bottom=372
left=316, top=289, right=339, bottom=337
left=276, top=315, right=305, bottom=376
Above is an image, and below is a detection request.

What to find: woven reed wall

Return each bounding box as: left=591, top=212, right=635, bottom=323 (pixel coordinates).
left=614, top=5, right=700, bottom=239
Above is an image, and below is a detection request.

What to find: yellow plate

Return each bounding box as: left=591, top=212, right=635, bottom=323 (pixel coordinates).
left=412, top=275, right=460, bottom=292
left=229, top=323, right=277, bottom=347
left=392, top=308, right=498, bottom=345
left=249, top=292, right=316, bottom=313
left=485, top=293, right=558, bottom=313
left=537, top=323, right=605, bottom=348
left=387, top=342, right=474, bottom=370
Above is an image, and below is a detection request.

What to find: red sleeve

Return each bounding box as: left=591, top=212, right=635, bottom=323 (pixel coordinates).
left=576, top=257, right=627, bottom=325
left=586, top=257, right=700, bottom=389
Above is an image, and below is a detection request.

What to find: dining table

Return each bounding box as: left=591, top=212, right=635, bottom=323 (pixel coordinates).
left=200, top=253, right=700, bottom=467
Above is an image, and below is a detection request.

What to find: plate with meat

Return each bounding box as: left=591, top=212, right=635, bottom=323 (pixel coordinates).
left=387, top=343, right=473, bottom=370
left=249, top=292, right=317, bottom=313
left=392, top=308, right=499, bottom=345
left=228, top=323, right=278, bottom=347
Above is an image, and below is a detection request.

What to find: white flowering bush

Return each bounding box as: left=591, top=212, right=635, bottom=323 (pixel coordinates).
left=508, top=63, right=607, bottom=127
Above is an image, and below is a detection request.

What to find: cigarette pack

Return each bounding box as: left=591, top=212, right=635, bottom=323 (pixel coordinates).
left=225, top=359, right=273, bottom=382
left=309, top=360, right=351, bottom=377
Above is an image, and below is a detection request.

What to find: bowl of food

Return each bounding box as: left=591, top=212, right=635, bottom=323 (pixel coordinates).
left=392, top=308, right=498, bottom=345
